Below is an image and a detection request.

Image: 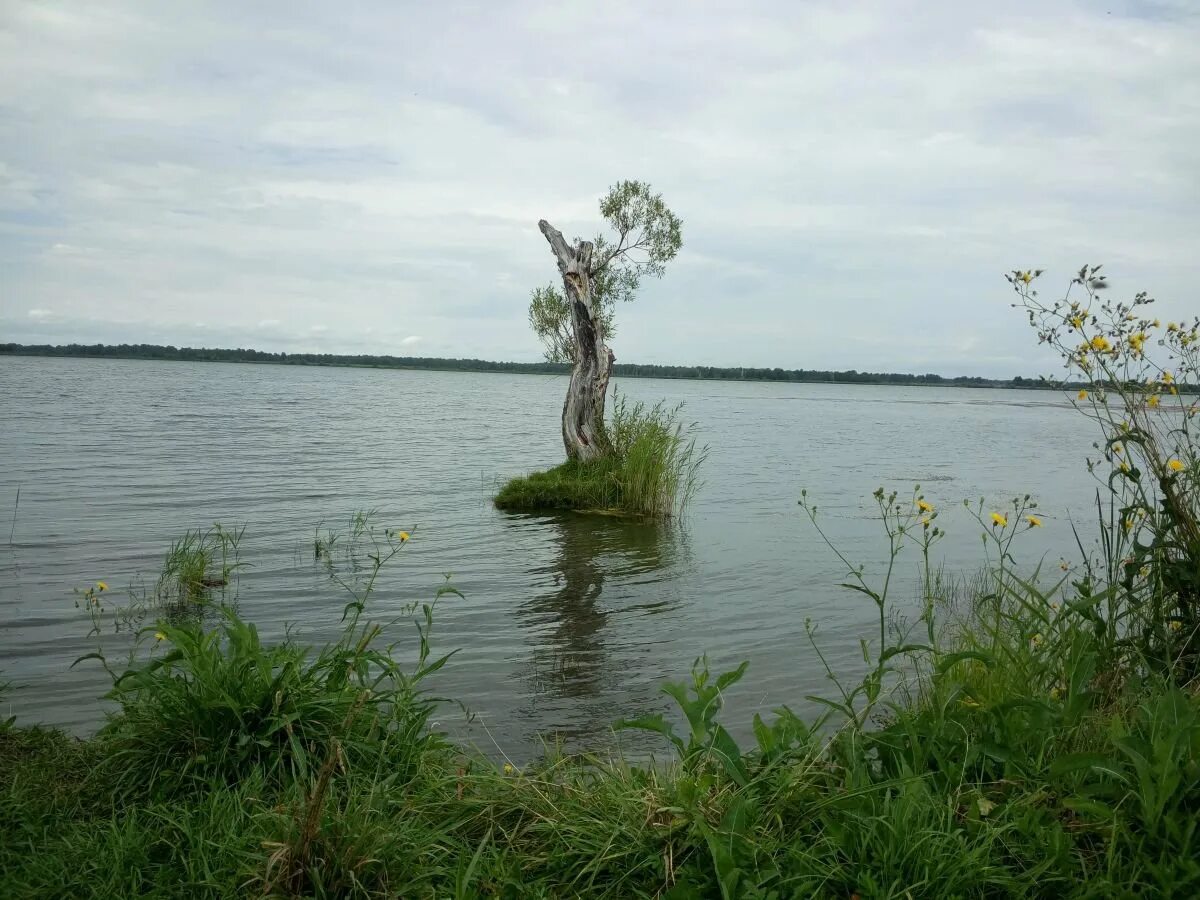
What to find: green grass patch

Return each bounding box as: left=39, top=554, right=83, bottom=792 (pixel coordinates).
left=494, top=457, right=624, bottom=513
left=496, top=395, right=707, bottom=518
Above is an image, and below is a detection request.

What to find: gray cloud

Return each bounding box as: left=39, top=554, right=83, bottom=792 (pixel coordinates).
left=1, top=0, right=1198, bottom=377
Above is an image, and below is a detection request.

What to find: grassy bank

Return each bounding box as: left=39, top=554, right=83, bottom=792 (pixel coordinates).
left=495, top=395, right=706, bottom=518
left=4, top=485, right=1200, bottom=897
left=4, top=531, right=1200, bottom=898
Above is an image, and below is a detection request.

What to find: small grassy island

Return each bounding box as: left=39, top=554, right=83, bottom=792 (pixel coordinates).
left=494, top=396, right=706, bottom=518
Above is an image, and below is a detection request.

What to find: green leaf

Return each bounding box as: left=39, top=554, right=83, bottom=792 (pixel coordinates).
left=879, top=643, right=932, bottom=664
left=935, top=650, right=996, bottom=674
left=838, top=582, right=882, bottom=602
left=1049, top=752, right=1127, bottom=781
left=1062, top=796, right=1116, bottom=821
left=715, top=660, right=750, bottom=693
left=615, top=714, right=685, bottom=756
left=805, top=695, right=853, bottom=719
left=708, top=724, right=749, bottom=786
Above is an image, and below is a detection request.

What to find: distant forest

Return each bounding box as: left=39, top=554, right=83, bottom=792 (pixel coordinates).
left=2, top=342, right=1070, bottom=389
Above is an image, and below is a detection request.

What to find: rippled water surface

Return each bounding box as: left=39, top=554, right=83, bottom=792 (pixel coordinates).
left=1, top=356, right=1101, bottom=755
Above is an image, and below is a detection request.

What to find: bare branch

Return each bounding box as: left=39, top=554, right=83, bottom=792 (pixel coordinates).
left=539, top=219, right=592, bottom=272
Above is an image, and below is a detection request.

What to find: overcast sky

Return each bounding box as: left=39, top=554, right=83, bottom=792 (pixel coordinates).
left=1, top=1, right=1197, bottom=377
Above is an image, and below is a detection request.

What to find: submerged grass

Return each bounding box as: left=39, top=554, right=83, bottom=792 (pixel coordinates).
left=496, top=393, right=707, bottom=518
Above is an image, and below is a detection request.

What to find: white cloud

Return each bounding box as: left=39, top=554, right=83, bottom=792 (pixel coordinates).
left=27, top=309, right=54, bottom=320
left=1, top=0, right=1198, bottom=376
left=400, top=335, right=422, bottom=346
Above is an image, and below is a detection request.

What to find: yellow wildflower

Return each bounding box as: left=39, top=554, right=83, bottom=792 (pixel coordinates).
left=1020, top=271, right=1033, bottom=284
left=1168, top=322, right=1179, bottom=332
left=1148, top=394, right=1159, bottom=409
left=1090, top=335, right=1111, bottom=352
left=1119, top=462, right=1130, bottom=474
left=1112, top=443, right=1123, bottom=455
left=917, top=499, right=933, bottom=513
left=397, top=531, right=411, bottom=542
left=1069, top=315, right=1083, bottom=329
left=1170, top=386, right=1179, bottom=395
left=1049, top=686, right=1063, bottom=700
left=1168, top=459, right=1185, bottom=472
left=1026, top=515, right=1043, bottom=528
left=1128, top=332, right=1146, bottom=353
left=1169, top=621, right=1183, bottom=632
left=1031, top=633, right=1043, bottom=647
left=990, top=512, right=1008, bottom=528
left=921, top=516, right=931, bottom=529
left=1162, top=371, right=1174, bottom=383
left=1077, top=389, right=1088, bottom=401
left=96, top=581, right=109, bottom=592
left=503, top=763, right=515, bottom=774
left=1124, top=518, right=1135, bottom=531
left=154, top=631, right=167, bottom=642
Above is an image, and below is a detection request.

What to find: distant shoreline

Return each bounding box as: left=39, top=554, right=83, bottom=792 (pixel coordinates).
left=1, top=342, right=1075, bottom=391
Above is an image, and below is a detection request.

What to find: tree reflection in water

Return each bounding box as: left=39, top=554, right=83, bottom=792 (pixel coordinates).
left=514, top=512, right=688, bottom=748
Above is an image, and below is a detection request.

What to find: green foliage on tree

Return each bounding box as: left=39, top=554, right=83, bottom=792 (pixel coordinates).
left=528, top=180, right=682, bottom=363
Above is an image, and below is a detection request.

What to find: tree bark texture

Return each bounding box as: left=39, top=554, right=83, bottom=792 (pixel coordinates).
left=539, top=219, right=612, bottom=462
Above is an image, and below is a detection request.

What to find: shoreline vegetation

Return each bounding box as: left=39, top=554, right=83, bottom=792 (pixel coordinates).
left=0, top=341, right=1099, bottom=390
left=3, top=269, right=1200, bottom=896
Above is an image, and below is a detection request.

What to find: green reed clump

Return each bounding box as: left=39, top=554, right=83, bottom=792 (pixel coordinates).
left=495, top=392, right=706, bottom=518
left=156, top=524, right=244, bottom=605
left=76, top=524, right=448, bottom=803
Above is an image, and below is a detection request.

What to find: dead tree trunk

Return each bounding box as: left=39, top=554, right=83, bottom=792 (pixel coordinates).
left=539, top=219, right=612, bottom=462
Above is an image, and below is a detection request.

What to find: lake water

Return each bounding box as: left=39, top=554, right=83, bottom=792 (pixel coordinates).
left=0, top=356, right=1102, bottom=757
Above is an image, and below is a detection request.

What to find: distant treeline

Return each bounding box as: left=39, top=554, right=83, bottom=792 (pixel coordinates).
left=1, top=342, right=1077, bottom=389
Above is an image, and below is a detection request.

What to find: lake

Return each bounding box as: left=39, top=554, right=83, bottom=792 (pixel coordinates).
left=0, top=356, right=1102, bottom=757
